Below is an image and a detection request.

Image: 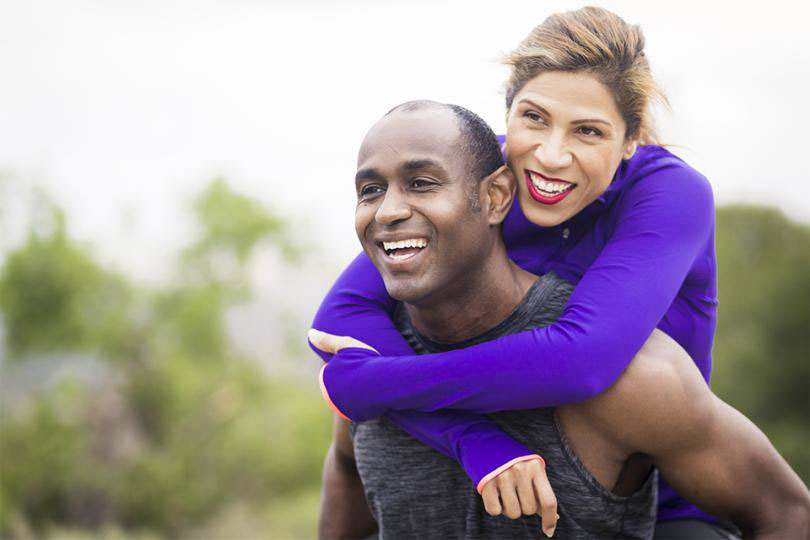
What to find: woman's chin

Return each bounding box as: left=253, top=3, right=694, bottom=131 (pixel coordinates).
left=519, top=197, right=574, bottom=228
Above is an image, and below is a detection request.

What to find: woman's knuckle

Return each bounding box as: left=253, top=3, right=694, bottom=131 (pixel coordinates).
left=541, top=499, right=557, bottom=512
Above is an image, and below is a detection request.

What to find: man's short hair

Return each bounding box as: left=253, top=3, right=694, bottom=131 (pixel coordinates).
left=385, top=100, right=504, bottom=183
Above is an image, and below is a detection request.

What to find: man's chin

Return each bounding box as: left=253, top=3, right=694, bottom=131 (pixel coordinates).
left=382, top=277, right=430, bottom=305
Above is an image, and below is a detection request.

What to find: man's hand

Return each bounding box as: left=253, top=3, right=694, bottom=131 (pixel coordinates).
left=480, top=458, right=558, bottom=538
left=309, top=328, right=379, bottom=356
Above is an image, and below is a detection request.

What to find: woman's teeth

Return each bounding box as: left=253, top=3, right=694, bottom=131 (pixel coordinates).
left=529, top=173, right=574, bottom=195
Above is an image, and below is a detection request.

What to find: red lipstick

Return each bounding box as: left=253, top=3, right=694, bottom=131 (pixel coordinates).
left=525, top=171, right=575, bottom=205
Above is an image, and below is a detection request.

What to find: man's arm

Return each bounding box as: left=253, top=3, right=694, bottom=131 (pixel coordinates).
left=583, top=330, right=810, bottom=539
left=318, top=416, right=377, bottom=540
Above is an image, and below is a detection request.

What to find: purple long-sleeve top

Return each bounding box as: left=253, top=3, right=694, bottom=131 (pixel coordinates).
left=312, top=144, right=718, bottom=522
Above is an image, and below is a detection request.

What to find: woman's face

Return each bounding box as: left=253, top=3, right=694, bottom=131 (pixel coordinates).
left=505, top=71, right=638, bottom=227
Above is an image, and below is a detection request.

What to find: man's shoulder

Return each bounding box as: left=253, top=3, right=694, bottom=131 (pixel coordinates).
left=519, top=272, right=574, bottom=332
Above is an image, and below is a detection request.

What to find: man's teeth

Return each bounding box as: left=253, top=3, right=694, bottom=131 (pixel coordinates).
left=382, top=238, right=427, bottom=251
left=529, top=173, right=573, bottom=194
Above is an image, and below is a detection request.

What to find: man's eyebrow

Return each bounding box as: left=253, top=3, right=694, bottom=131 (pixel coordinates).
left=355, top=167, right=385, bottom=186
left=402, top=159, right=443, bottom=172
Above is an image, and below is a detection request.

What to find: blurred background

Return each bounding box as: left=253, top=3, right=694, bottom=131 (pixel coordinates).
left=1, top=0, right=808, bottom=538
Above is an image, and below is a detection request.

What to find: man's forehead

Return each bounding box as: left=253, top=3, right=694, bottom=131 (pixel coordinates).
left=357, top=108, right=462, bottom=167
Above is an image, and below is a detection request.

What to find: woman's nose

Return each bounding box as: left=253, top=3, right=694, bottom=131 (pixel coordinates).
left=533, top=132, right=573, bottom=170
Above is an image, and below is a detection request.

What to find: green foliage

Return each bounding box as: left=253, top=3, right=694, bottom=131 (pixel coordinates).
left=0, top=210, right=131, bottom=360
left=116, top=355, right=329, bottom=536
left=0, top=382, right=91, bottom=532
left=0, top=179, right=331, bottom=538
left=182, top=178, right=298, bottom=287
left=713, top=205, right=809, bottom=483
left=148, top=284, right=228, bottom=362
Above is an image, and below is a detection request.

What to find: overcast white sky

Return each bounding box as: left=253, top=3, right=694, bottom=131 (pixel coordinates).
left=1, top=0, right=808, bottom=283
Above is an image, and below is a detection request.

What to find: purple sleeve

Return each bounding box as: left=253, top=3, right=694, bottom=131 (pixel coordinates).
left=311, top=254, right=540, bottom=489
left=310, top=252, right=413, bottom=362
left=320, top=165, right=715, bottom=420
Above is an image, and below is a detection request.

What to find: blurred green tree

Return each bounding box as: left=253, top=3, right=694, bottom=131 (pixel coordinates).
left=0, top=179, right=330, bottom=539
left=0, top=209, right=131, bottom=360
left=712, top=205, right=809, bottom=484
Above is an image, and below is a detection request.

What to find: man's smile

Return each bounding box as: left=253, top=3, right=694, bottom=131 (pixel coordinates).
left=377, top=237, right=430, bottom=264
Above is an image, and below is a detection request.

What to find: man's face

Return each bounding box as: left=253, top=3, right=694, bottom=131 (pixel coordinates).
left=354, top=108, right=493, bottom=306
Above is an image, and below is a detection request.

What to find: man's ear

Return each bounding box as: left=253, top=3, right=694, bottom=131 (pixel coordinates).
left=483, top=165, right=516, bottom=226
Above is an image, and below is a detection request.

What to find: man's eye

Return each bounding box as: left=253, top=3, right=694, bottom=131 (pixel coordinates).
left=411, top=178, right=436, bottom=189
left=359, top=185, right=384, bottom=198
left=576, top=126, right=603, bottom=137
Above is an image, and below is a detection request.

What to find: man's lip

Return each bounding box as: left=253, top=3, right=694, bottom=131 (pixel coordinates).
left=373, top=234, right=430, bottom=244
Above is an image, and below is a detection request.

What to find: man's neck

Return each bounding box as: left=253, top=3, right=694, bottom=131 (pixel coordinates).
left=405, top=246, right=538, bottom=344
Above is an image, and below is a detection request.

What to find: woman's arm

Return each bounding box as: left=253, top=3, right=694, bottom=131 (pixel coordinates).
left=319, top=162, right=715, bottom=420
left=311, top=254, right=544, bottom=490
left=311, top=252, right=413, bottom=362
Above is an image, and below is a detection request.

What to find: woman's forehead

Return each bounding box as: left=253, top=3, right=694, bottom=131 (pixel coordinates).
left=511, top=71, right=622, bottom=125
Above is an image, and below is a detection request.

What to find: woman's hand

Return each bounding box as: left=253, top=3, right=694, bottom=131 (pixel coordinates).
left=480, top=457, right=558, bottom=538
left=308, top=328, right=379, bottom=357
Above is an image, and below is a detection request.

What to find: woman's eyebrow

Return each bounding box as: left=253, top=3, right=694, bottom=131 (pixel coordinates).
left=572, top=118, right=613, bottom=127
left=519, top=97, right=613, bottom=128
left=518, top=98, right=551, bottom=117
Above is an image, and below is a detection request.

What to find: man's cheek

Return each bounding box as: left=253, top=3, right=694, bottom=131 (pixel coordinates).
left=355, top=210, right=373, bottom=248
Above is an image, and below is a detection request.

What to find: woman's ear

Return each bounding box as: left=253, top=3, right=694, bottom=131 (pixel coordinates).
left=623, top=138, right=639, bottom=160
left=483, top=165, right=516, bottom=225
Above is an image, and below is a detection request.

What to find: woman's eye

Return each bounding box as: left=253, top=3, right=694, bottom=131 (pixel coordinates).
left=576, top=126, right=603, bottom=137
left=524, top=111, right=545, bottom=123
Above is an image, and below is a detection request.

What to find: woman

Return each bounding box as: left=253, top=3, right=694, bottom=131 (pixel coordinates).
left=312, top=7, right=728, bottom=538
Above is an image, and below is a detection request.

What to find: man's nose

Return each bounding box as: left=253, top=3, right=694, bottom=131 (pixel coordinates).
left=375, top=188, right=412, bottom=225
left=534, top=131, right=573, bottom=170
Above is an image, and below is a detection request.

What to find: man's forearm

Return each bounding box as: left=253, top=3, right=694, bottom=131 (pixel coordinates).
left=318, top=444, right=377, bottom=540
left=702, top=401, right=810, bottom=539
left=655, top=397, right=810, bottom=539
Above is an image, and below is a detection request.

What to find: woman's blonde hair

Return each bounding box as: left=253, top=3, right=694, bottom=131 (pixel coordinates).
left=504, top=6, right=667, bottom=145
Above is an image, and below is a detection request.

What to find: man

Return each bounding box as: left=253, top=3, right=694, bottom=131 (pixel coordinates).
left=313, top=101, right=810, bottom=539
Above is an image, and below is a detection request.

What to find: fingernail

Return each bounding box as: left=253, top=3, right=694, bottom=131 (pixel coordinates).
left=544, top=525, right=556, bottom=538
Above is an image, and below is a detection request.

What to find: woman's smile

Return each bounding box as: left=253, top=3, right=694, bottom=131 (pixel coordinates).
left=525, top=170, right=576, bottom=205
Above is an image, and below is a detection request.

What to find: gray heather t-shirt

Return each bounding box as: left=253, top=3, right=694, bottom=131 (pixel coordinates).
left=352, top=272, right=657, bottom=539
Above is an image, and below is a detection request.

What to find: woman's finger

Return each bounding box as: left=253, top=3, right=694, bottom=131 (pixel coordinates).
left=496, top=473, right=522, bottom=520
left=308, top=328, right=378, bottom=354
left=532, top=469, right=558, bottom=537
left=481, top=481, right=502, bottom=516
left=513, top=462, right=538, bottom=515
